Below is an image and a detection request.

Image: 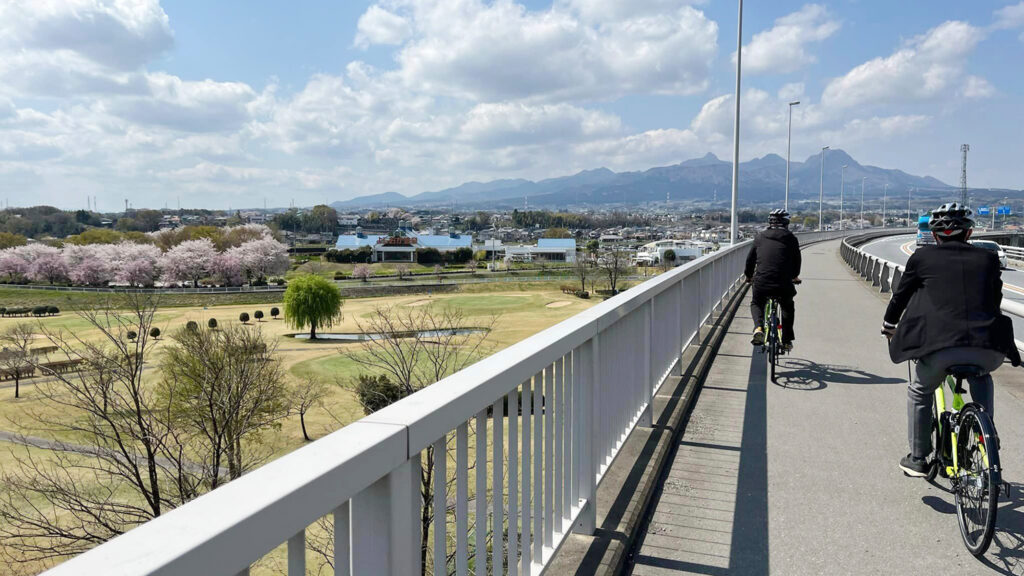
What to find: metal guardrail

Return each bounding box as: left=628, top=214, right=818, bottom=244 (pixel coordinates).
left=41, top=230, right=848, bottom=576
left=998, top=244, right=1024, bottom=262
left=840, top=231, right=1024, bottom=351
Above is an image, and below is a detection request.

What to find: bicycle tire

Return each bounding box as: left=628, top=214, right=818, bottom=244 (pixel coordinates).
left=768, top=311, right=778, bottom=382
left=954, top=405, right=1000, bottom=556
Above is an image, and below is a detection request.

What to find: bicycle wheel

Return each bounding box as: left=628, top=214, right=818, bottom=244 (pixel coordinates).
left=768, top=313, right=778, bottom=382
left=954, top=405, right=1000, bottom=556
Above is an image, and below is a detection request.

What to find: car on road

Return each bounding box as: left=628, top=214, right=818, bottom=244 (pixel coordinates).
left=972, top=240, right=1008, bottom=269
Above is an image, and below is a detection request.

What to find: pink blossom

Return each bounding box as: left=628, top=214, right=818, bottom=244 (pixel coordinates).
left=212, top=252, right=245, bottom=286
left=235, top=237, right=290, bottom=283
left=28, top=253, right=69, bottom=284
left=352, top=264, right=373, bottom=282
left=0, top=252, right=29, bottom=282
left=159, top=238, right=216, bottom=287
left=112, top=242, right=161, bottom=287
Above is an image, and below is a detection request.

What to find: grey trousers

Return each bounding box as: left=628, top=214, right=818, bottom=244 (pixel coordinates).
left=909, top=347, right=1004, bottom=459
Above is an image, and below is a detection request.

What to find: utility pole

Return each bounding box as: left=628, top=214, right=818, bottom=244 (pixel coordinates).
left=960, top=144, right=970, bottom=206
left=818, top=146, right=829, bottom=231
left=785, top=100, right=800, bottom=211
left=908, top=188, right=913, bottom=226
left=729, top=0, right=744, bottom=245
left=840, top=164, right=847, bottom=231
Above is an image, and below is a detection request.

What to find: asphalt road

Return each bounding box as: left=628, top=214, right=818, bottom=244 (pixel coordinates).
left=861, top=234, right=1024, bottom=338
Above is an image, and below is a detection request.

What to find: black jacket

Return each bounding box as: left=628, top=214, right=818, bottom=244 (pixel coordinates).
left=744, top=227, right=802, bottom=294
left=884, top=241, right=1021, bottom=365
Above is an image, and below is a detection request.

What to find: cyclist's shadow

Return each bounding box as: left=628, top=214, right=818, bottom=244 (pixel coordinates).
left=925, top=481, right=1024, bottom=574
left=772, top=358, right=905, bottom=391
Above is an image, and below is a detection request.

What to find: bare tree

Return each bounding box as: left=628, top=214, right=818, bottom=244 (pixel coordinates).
left=160, top=323, right=290, bottom=485
left=293, top=377, right=328, bottom=442
left=599, top=248, right=630, bottom=294
left=310, top=305, right=496, bottom=575
left=572, top=254, right=589, bottom=293
left=0, top=295, right=206, bottom=569
left=0, top=323, right=35, bottom=398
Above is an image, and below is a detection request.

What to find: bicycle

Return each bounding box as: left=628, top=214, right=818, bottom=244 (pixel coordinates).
left=758, top=278, right=799, bottom=383
left=923, top=363, right=1009, bottom=556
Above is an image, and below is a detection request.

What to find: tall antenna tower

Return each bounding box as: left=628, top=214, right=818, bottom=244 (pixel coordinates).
left=960, top=144, right=970, bottom=205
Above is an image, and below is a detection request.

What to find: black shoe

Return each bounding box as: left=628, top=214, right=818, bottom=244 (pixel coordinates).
left=899, top=454, right=929, bottom=478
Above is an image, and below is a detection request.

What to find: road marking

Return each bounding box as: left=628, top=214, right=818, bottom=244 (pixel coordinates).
left=900, top=241, right=915, bottom=256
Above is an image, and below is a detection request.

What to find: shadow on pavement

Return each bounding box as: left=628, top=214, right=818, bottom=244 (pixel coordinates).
left=984, top=482, right=1024, bottom=575
left=772, top=358, right=905, bottom=390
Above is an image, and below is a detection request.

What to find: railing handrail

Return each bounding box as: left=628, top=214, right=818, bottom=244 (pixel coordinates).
left=43, top=230, right=847, bottom=576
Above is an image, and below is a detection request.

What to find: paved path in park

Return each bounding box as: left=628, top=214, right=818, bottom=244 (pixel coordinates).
left=627, top=239, right=1024, bottom=575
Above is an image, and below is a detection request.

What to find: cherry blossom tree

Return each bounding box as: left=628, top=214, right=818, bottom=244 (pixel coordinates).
left=28, top=252, right=69, bottom=284
left=160, top=238, right=216, bottom=287
left=113, top=242, right=162, bottom=287
left=64, top=244, right=114, bottom=287
left=352, top=264, right=372, bottom=282
left=235, top=238, right=290, bottom=284
left=0, top=253, right=29, bottom=283
left=212, top=252, right=245, bottom=287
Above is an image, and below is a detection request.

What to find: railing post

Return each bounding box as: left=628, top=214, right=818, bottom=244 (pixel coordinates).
left=891, top=268, right=903, bottom=292
left=573, top=336, right=597, bottom=535
left=639, top=300, right=653, bottom=427
left=351, top=456, right=421, bottom=575
left=880, top=264, right=891, bottom=293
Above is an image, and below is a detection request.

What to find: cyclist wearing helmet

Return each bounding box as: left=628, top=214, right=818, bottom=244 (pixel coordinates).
left=882, top=202, right=1020, bottom=477
left=745, top=209, right=801, bottom=350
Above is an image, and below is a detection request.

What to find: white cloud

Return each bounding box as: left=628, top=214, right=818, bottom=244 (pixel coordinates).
left=821, top=21, right=985, bottom=109
left=994, top=2, right=1024, bottom=29
left=110, top=73, right=258, bottom=132
left=558, top=0, right=704, bottom=23
left=737, top=4, right=840, bottom=75
left=355, top=5, right=412, bottom=49
left=962, top=75, right=995, bottom=99
left=778, top=82, right=805, bottom=102
left=385, top=0, right=717, bottom=102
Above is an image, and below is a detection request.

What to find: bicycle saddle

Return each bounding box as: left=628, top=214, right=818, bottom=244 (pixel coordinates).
left=946, top=364, right=987, bottom=379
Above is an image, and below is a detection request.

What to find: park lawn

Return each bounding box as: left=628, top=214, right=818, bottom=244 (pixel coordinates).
left=0, top=287, right=286, bottom=311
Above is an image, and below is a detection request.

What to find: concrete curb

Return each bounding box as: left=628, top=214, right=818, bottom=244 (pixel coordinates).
left=545, top=279, right=749, bottom=575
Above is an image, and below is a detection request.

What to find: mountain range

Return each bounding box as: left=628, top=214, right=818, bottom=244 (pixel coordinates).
left=332, top=150, right=954, bottom=210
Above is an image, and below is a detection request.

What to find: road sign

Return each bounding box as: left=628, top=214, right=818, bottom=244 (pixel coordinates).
left=978, top=206, right=991, bottom=215
left=998, top=206, right=1012, bottom=215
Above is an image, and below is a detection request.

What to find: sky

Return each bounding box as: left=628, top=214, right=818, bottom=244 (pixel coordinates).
left=0, top=0, right=1022, bottom=210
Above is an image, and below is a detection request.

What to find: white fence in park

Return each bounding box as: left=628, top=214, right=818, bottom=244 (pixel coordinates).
left=43, top=230, right=846, bottom=576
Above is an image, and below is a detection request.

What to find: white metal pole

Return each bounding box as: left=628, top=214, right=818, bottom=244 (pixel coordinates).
left=818, top=146, right=829, bottom=231
left=840, top=165, right=847, bottom=231
left=729, top=0, right=743, bottom=245
left=786, top=101, right=799, bottom=212
left=861, top=177, right=866, bottom=229
left=883, top=184, right=888, bottom=228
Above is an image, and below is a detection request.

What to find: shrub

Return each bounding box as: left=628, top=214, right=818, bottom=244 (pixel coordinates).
left=416, top=247, right=443, bottom=265
left=126, top=330, right=138, bottom=341
left=150, top=327, right=161, bottom=339
left=275, top=278, right=286, bottom=286
left=32, top=305, right=47, bottom=317
left=353, top=374, right=404, bottom=414
left=207, top=318, right=218, bottom=330
left=47, top=306, right=59, bottom=315
left=239, top=312, right=250, bottom=324
left=333, top=271, right=348, bottom=280
left=574, top=290, right=590, bottom=299
left=446, top=247, right=474, bottom=264
left=186, top=321, right=199, bottom=332
left=254, top=310, right=264, bottom=321
left=270, top=307, right=280, bottom=319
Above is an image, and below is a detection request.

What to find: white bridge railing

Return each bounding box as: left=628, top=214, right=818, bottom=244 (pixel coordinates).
left=43, top=231, right=846, bottom=576
left=841, top=232, right=1024, bottom=351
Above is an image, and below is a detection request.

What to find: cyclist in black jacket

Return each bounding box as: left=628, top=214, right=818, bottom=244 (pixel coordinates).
left=882, top=203, right=1021, bottom=477
left=745, top=209, right=802, bottom=350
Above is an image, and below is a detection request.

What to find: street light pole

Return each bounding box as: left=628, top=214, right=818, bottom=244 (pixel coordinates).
left=785, top=100, right=800, bottom=212
left=883, top=184, right=888, bottom=228
left=908, top=188, right=912, bottom=226
left=818, top=145, right=829, bottom=231
left=729, top=0, right=744, bottom=245
left=861, top=177, right=866, bottom=229
left=840, top=164, right=847, bottom=231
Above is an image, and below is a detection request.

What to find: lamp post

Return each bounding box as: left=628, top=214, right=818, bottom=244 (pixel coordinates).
left=729, top=0, right=744, bottom=245
left=840, top=164, right=847, bottom=231
left=861, top=178, right=866, bottom=229
left=785, top=101, right=800, bottom=212
left=818, top=146, right=829, bottom=231
left=908, top=188, right=913, bottom=227
left=882, top=183, right=888, bottom=228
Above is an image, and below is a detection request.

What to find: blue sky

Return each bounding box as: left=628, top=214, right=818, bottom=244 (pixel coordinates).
left=0, top=0, right=1022, bottom=209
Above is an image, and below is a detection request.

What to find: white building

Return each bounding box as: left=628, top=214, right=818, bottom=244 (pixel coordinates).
left=634, top=239, right=714, bottom=266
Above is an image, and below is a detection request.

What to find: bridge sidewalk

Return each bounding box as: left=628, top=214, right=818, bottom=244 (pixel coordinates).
left=627, top=239, right=1024, bottom=575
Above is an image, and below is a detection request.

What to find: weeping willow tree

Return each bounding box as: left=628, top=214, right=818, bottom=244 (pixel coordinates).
left=283, top=274, right=343, bottom=340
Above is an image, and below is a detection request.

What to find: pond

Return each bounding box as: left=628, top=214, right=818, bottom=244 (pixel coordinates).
left=289, top=328, right=489, bottom=341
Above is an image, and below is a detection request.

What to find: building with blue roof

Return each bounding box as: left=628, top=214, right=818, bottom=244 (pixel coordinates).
left=334, top=229, right=474, bottom=263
